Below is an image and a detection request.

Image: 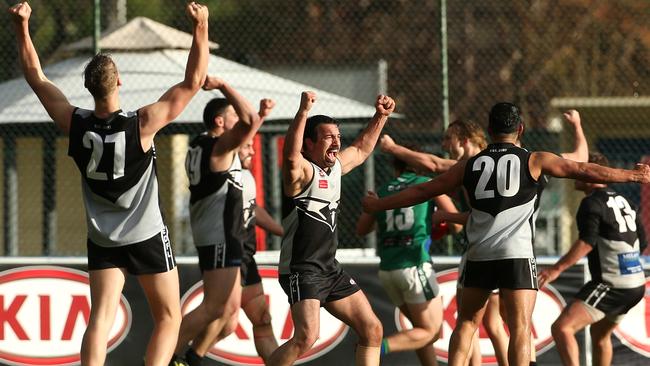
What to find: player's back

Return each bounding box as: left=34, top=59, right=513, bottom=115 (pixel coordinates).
left=578, top=188, right=646, bottom=288
left=463, top=142, right=540, bottom=261
left=376, top=172, right=432, bottom=270
left=185, top=133, right=245, bottom=248
left=67, top=108, right=164, bottom=246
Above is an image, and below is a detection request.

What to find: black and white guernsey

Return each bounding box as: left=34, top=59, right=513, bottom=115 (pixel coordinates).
left=463, top=143, right=540, bottom=260
left=577, top=188, right=646, bottom=289
left=185, top=133, right=245, bottom=248
left=67, top=108, right=165, bottom=247
left=241, top=169, right=258, bottom=257
left=280, top=160, right=341, bottom=275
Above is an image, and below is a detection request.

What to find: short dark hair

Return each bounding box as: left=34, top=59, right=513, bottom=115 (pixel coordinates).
left=83, top=53, right=118, bottom=100
left=304, top=115, right=339, bottom=142
left=488, top=102, right=522, bottom=135
left=588, top=152, right=609, bottom=167
left=202, top=98, right=231, bottom=130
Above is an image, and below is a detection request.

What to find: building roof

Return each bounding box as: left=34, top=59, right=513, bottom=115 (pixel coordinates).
left=64, top=16, right=219, bottom=51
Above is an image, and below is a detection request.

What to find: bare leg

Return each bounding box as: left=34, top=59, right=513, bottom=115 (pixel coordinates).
left=483, top=293, right=509, bottom=366
left=448, top=287, right=491, bottom=366
left=267, top=299, right=320, bottom=366
left=589, top=318, right=617, bottom=366
left=138, top=268, right=182, bottom=366
left=175, top=267, right=241, bottom=354
left=241, top=283, right=278, bottom=362
left=500, top=289, right=536, bottom=366
left=384, top=298, right=442, bottom=365
left=467, top=331, right=481, bottom=366
left=324, top=291, right=383, bottom=366
left=550, top=301, right=594, bottom=366
left=81, top=268, right=126, bottom=366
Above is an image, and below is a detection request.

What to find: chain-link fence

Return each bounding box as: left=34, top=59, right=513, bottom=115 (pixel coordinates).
left=1, top=0, right=649, bottom=256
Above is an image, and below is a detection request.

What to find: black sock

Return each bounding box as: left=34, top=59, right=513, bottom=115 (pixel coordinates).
left=185, top=348, right=203, bottom=366
left=529, top=362, right=537, bottom=366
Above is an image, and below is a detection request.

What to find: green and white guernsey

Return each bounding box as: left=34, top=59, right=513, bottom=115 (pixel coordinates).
left=376, top=172, right=432, bottom=271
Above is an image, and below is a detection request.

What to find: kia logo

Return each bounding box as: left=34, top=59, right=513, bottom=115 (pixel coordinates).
left=0, top=266, right=131, bottom=366
left=613, top=277, right=650, bottom=356
left=395, top=268, right=565, bottom=364
left=180, top=267, right=348, bottom=365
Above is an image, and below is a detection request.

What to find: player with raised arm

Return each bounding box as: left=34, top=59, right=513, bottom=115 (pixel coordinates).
left=362, top=102, right=650, bottom=366
left=170, top=77, right=262, bottom=366
left=9, top=2, right=209, bottom=365
left=268, top=91, right=395, bottom=366
left=539, top=152, right=647, bottom=366
left=179, top=99, right=282, bottom=365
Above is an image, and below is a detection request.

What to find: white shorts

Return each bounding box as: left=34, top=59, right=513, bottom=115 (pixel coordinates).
left=378, top=261, right=440, bottom=306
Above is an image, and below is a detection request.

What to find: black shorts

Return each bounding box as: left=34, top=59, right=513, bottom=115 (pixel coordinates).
left=279, top=268, right=360, bottom=305
left=87, top=227, right=176, bottom=275
left=461, top=258, right=538, bottom=290
left=196, top=240, right=243, bottom=270
left=241, top=254, right=262, bottom=287
left=575, top=281, right=645, bottom=317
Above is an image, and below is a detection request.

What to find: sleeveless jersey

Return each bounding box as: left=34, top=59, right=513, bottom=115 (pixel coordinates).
left=185, top=134, right=245, bottom=248
left=242, top=169, right=258, bottom=257
left=67, top=108, right=165, bottom=247
left=376, top=172, right=432, bottom=270
left=577, top=188, right=646, bottom=288
left=280, top=159, right=341, bottom=275
left=463, top=143, right=540, bottom=260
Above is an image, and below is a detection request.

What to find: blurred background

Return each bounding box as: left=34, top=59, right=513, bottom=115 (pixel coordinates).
left=0, top=0, right=649, bottom=257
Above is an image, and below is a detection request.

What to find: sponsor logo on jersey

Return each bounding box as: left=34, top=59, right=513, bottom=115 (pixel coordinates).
left=180, top=267, right=348, bottom=365
left=613, top=277, right=650, bottom=357
left=318, top=180, right=328, bottom=189
left=0, top=266, right=131, bottom=366
left=394, top=268, right=565, bottom=364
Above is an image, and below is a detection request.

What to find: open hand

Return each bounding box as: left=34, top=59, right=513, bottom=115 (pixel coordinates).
left=538, top=268, right=560, bottom=288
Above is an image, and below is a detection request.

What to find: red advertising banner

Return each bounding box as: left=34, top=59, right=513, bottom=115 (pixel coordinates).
left=0, top=257, right=647, bottom=365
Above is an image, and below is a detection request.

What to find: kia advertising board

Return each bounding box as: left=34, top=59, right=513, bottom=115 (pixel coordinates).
left=0, top=258, right=648, bottom=365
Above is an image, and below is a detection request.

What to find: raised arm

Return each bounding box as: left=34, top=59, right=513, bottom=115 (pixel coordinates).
left=255, top=206, right=283, bottom=237
left=530, top=151, right=650, bottom=184
left=207, top=77, right=262, bottom=171
left=380, top=134, right=456, bottom=174
left=139, top=2, right=209, bottom=146
left=538, top=239, right=592, bottom=288
left=283, top=92, right=317, bottom=197
left=338, top=95, right=395, bottom=174
left=559, top=110, right=588, bottom=162
left=362, top=160, right=466, bottom=213
left=10, top=2, right=74, bottom=134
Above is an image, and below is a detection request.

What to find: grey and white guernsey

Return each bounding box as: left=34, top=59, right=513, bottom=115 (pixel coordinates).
left=280, top=160, right=341, bottom=275
left=463, top=143, right=540, bottom=261
left=67, top=108, right=165, bottom=247
left=185, top=133, right=245, bottom=248
left=241, top=169, right=257, bottom=257
left=577, top=188, right=646, bottom=289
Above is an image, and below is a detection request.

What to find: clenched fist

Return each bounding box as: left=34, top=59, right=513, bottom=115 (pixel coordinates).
left=300, top=91, right=316, bottom=112
left=375, top=95, right=395, bottom=116
left=186, top=2, right=208, bottom=25
left=8, top=2, right=31, bottom=25
left=259, top=99, right=276, bottom=118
